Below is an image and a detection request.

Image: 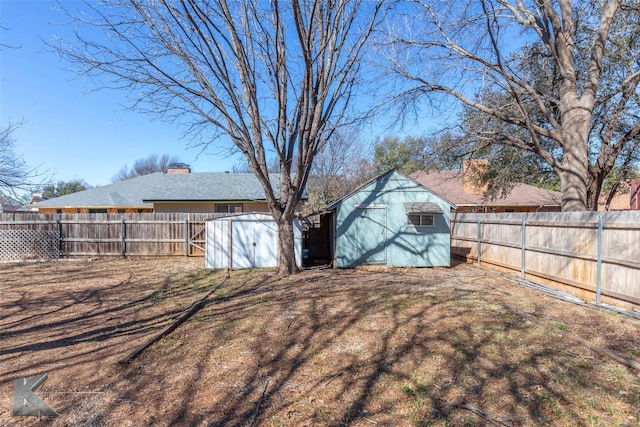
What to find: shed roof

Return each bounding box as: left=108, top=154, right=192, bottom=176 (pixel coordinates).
left=326, top=170, right=456, bottom=211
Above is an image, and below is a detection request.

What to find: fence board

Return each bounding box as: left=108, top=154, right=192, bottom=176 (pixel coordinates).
left=0, top=213, right=226, bottom=259
left=451, top=211, right=640, bottom=311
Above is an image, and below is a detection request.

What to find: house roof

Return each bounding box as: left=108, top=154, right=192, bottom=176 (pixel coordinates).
left=30, top=172, right=291, bottom=208
left=1, top=196, right=27, bottom=212
left=326, top=169, right=456, bottom=211
left=410, top=169, right=562, bottom=207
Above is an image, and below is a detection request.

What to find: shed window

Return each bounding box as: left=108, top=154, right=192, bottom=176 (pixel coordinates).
left=404, top=202, right=440, bottom=228
left=215, top=203, right=243, bottom=213
left=408, top=214, right=434, bottom=227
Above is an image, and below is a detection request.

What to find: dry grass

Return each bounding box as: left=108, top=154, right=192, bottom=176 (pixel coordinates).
left=1, top=258, right=639, bottom=426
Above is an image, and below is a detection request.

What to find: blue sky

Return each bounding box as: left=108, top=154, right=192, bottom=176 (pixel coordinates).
left=0, top=0, right=244, bottom=188
left=0, top=1, right=447, bottom=193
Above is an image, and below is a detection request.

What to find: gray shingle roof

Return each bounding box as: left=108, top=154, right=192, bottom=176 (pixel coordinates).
left=31, top=172, right=290, bottom=208
left=1, top=196, right=27, bottom=212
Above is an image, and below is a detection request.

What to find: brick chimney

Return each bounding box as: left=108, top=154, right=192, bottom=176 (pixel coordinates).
left=167, top=163, right=191, bottom=174
left=631, top=180, right=640, bottom=210
left=462, top=159, right=489, bottom=195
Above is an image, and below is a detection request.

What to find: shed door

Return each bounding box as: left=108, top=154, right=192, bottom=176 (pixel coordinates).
left=231, top=220, right=278, bottom=268
left=356, top=207, right=386, bottom=264
left=254, top=221, right=278, bottom=267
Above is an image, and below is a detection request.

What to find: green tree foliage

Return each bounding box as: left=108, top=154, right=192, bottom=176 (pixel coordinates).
left=385, top=0, right=640, bottom=211
left=447, top=93, right=563, bottom=195
left=374, top=135, right=449, bottom=175
left=41, top=180, right=90, bottom=198
left=374, top=136, right=425, bottom=175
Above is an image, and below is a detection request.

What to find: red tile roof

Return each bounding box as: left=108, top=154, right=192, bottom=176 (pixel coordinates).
left=410, top=169, right=562, bottom=208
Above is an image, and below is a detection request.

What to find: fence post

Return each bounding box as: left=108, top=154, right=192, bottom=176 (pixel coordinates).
left=596, top=214, right=603, bottom=305
left=521, top=217, right=526, bottom=278
left=120, top=216, right=126, bottom=258
left=184, top=217, right=189, bottom=257
left=477, top=218, right=482, bottom=266
left=56, top=215, right=62, bottom=258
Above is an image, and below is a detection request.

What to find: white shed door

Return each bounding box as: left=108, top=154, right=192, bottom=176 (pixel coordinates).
left=254, top=221, right=278, bottom=267
left=231, top=220, right=278, bottom=268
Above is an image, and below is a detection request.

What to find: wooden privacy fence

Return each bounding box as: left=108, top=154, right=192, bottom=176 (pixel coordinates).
left=0, top=213, right=227, bottom=259
left=451, top=211, right=640, bottom=311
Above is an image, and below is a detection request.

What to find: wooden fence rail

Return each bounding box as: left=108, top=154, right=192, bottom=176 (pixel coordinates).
left=0, top=213, right=226, bottom=259
left=451, top=211, right=640, bottom=312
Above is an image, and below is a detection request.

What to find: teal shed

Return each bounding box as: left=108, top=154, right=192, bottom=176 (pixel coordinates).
left=326, top=170, right=455, bottom=268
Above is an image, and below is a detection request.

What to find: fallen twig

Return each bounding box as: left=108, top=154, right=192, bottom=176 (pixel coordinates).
left=553, top=348, right=594, bottom=360
left=501, top=303, right=640, bottom=372
left=437, top=399, right=518, bottom=427
left=324, top=370, right=345, bottom=386
left=117, top=273, right=133, bottom=287
left=248, top=379, right=270, bottom=427
left=118, top=276, right=228, bottom=364
left=43, top=391, right=109, bottom=395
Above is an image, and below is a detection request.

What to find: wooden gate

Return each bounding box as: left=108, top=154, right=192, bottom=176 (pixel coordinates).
left=188, top=219, right=207, bottom=256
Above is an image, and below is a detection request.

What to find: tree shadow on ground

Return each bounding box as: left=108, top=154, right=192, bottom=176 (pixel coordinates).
left=86, top=270, right=633, bottom=425
left=2, top=260, right=639, bottom=426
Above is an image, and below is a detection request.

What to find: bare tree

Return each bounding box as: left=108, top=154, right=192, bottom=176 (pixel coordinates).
left=307, top=128, right=377, bottom=210
left=0, top=122, right=42, bottom=198
left=383, top=0, right=640, bottom=211
left=55, top=0, right=385, bottom=274
left=232, top=155, right=280, bottom=174
left=112, top=154, right=182, bottom=182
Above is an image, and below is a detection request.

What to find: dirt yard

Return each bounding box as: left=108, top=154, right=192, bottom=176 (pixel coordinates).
left=0, top=258, right=639, bottom=426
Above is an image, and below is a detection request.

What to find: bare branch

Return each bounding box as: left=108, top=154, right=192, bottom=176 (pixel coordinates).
left=52, top=0, right=385, bottom=274
left=381, top=0, right=640, bottom=211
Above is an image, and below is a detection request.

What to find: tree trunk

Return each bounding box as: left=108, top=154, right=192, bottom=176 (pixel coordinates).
left=603, top=180, right=620, bottom=211
left=586, top=173, right=604, bottom=211
left=275, top=212, right=300, bottom=276
left=559, top=153, right=589, bottom=211
left=559, top=107, right=591, bottom=211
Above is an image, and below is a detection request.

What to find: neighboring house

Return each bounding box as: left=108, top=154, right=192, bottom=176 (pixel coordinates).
left=29, top=193, right=48, bottom=205
left=632, top=180, right=640, bottom=210
left=0, top=196, right=27, bottom=213
left=30, top=165, right=300, bottom=213
left=597, top=179, right=640, bottom=211
left=410, top=163, right=562, bottom=213
left=598, top=191, right=630, bottom=211
left=309, top=170, right=455, bottom=268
